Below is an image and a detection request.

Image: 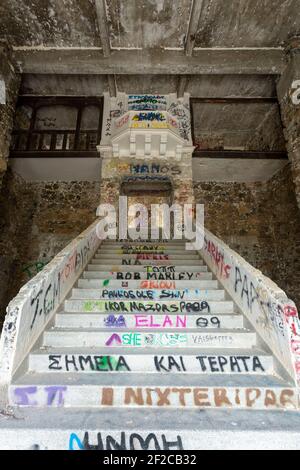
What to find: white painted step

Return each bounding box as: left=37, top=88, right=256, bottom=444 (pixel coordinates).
left=9, top=374, right=297, bottom=410
left=2, top=408, right=300, bottom=450
left=83, top=271, right=213, bottom=280
left=77, top=278, right=219, bottom=289
left=28, top=348, right=273, bottom=375
left=86, top=265, right=208, bottom=272
left=43, top=329, right=256, bottom=349
left=102, top=241, right=188, bottom=246
left=64, top=298, right=234, bottom=314
left=70, top=288, right=226, bottom=301
left=97, top=248, right=198, bottom=254
left=90, top=259, right=204, bottom=266
left=55, top=312, right=244, bottom=329
left=94, top=253, right=201, bottom=260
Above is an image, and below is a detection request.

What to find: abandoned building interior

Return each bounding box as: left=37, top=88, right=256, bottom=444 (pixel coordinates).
left=1, top=0, right=300, bottom=450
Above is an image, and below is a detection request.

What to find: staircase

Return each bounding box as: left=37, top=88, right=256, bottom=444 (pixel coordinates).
left=8, top=240, right=297, bottom=415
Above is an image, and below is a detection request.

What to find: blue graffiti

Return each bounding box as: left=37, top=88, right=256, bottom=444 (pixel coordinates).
left=132, top=112, right=166, bottom=122
left=69, top=433, right=84, bottom=450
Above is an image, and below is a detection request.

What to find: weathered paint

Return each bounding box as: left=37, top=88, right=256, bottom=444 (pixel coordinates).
left=200, top=228, right=300, bottom=386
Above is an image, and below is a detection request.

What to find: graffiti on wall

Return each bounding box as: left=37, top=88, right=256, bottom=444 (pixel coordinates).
left=168, top=102, right=191, bottom=141
left=202, top=231, right=300, bottom=385
left=22, top=260, right=50, bottom=279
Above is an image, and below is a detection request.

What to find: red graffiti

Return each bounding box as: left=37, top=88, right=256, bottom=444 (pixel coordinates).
left=284, top=305, right=298, bottom=318
left=205, top=238, right=231, bottom=279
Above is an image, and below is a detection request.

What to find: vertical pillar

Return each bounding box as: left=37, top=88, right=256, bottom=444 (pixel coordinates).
left=0, top=43, right=20, bottom=188
left=277, top=41, right=300, bottom=210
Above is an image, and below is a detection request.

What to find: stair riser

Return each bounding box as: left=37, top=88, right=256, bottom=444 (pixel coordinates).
left=97, top=249, right=198, bottom=254
left=78, top=279, right=218, bottom=289
left=55, top=313, right=244, bottom=330
left=9, top=385, right=298, bottom=410
left=70, top=288, right=225, bottom=301
left=64, top=299, right=234, bottom=314
left=102, top=242, right=187, bottom=247
left=83, top=271, right=213, bottom=280
left=28, top=353, right=273, bottom=375
left=90, top=260, right=204, bottom=266
left=87, top=265, right=208, bottom=272
left=43, top=331, right=256, bottom=349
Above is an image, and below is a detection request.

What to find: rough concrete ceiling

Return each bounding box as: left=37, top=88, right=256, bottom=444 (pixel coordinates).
left=106, top=0, right=192, bottom=48
left=194, top=0, right=300, bottom=48
left=0, top=0, right=100, bottom=47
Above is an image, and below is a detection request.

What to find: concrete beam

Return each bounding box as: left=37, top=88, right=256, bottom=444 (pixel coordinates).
left=12, top=48, right=286, bottom=75
left=185, top=0, right=204, bottom=55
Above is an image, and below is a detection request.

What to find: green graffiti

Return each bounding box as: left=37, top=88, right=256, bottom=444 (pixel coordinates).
left=92, top=356, right=128, bottom=371
left=83, top=300, right=104, bottom=312
left=103, top=279, right=110, bottom=287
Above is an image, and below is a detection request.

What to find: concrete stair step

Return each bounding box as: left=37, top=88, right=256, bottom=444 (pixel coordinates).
left=9, top=374, right=296, bottom=410
left=42, top=329, right=256, bottom=349
left=64, top=298, right=234, bottom=314
left=102, top=241, right=188, bottom=246
left=2, top=408, right=300, bottom=449
left=86, top=265, right=208, bottom=272
left=90, top=259, right=204, bottom=266
left=97, top=249, right=198, bottom=254
left=94, top=253, right=201, bottom=260
left=55, top=312, right=243, bottom=329
left=70, top=288, right=226, bottom=301
left=82, top=271, right=213, bottom=280
left=77, top=278, right=219, bottom=289
left=29, top=348, right=272, bottom=375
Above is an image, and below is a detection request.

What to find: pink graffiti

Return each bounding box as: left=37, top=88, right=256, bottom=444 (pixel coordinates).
left=105, top=334, right=122, bottom=346
left=135, top=314, right=187, bottom=328
left=284, top=305, right=298, bottom=318
left=137, top=254, right=169, bottom=260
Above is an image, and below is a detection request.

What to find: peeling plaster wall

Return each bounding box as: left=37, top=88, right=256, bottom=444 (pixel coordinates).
left=194, top=164, right=300, bottom=310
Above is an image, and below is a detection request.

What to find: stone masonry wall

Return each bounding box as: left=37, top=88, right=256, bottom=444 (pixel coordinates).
left=0, top=170, right=100, bottom=325
left=0, top=163, right=299, bottom=327
left=194, top=164, right=300, bottom=309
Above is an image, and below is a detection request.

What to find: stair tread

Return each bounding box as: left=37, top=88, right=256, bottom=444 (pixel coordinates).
left=45, top=327, right=252, bottom=333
